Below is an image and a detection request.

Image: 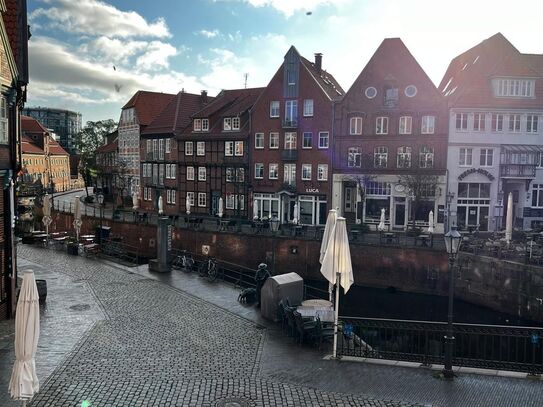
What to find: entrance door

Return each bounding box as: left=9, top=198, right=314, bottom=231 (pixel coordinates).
left=211, top=191, right=220, bottom=215
left=394, top=197, right=406, bottom=228
left=344, top=187, right=355, bottom=213
left=468, top=206, right=478, bottom=226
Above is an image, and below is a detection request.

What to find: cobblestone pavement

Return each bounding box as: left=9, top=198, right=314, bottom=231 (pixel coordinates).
left=5, top=245, right=420, bottom=406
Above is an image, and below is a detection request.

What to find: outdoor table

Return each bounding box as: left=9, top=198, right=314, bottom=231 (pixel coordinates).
left=301, top=299, right=333, bottom=308
left=218, top=219, right=229, bottom=231
left=416, top=234, right=433, bottom=247
left=253, top=221, right=264, bottom=234
left=297, top=299, right=334, bottom=322
left=381, top=232, right=399, bottom=245
left=292, top=225, right=304, bottom=237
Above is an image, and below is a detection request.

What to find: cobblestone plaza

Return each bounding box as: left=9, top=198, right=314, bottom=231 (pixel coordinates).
left=1, top=245, right=542, bottom=406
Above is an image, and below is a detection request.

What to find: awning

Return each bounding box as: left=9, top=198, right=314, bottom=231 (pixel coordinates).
left=501, top=145, right=543, bottom=153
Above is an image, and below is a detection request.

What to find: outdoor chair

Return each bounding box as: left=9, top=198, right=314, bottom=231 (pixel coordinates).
left=283, top=303, right=297, bottom=337
left=293, top=310, right=318, bottom=345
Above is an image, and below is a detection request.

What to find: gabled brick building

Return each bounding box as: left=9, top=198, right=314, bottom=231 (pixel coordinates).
left=96, top=131, right=118, bottom=198
left=441, top=33, right=543, bottom=231
left=178, top=88, right=263, bottom=218
left=140, top=91, right=209, bottom=215
left=332, top=38, right=448, bottom=232
left=250, top=47, right=343, bottom=225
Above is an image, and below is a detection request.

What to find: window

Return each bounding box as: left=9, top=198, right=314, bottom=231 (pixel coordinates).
left=223, top=118, right=232, bottom=131
left=146, top=139, right=152, bottom=154
left=236, top=168, right=245, bottom=182
left=533, top=184, right=543, bottom=207
left=166, top=189, right=176, bottom=204
left=350, top=117, right=363, bottom=135
left=225, top=141, right=233, bottom=156
left=285, top=100, right=298, bottom=125
left=374, top=147, right=388, bottom=168
left=152, top=139, right=158, bottom=159
left=226, top=167, right=234, bottom=182
left=421, top=115, right=435, bottom=134
left=399, top=116, right=412, bottom=134
left=235, top=141, right=244, bottom=156
left=405, top=85, right=417, bottom=97
left=459, top=148, right=473, bottom=166
left=318, top=132, right=329, bottom=149
left=365, top=87, right=377, bottom=99
left=255, top=163, right=264, bottom=179
left=303, top=99, right=314, bottom=117
left=170, top=164, right=176, bottom=179
left=302, top=164, right=312, bottom=180
left=473, top=113, right=486, bottom=131
left=185, top=141, right=193, bottom=156
left=270, top=101, right=280, bottom=118
left=397, top=146, right=412, bottom=168
left=376, top=117, right=388, bottom=134
left=187, top=167, right=194, bottom=181
left=269, top=132, right=279, bottom=149
left=269, top=163, right=278, bottom=179
left=226, top=194, right=245, bottom=210
left=159, top=139, right=164, bottom=160
left=165, top=138, right=171, bottom=153
left=317, top=164, right=328, bottom=181
left=455, top=113, right=468, bottom=131
left=194, top=119, right=202, bottom=131
left=302, top=132, right=312, bottom=149
left=198, top=166, right=206, bottom=181
left=492, top=113, right=504, bottom=131
left=255, top=133, right=264, bottom=149
left=494, top=78, right=534, bottom=97
left=159, top=164, right=164, bottom=185
left=509, top=114, right=521, bottom=132
left=232, top=117, right=240, bottom=130
left=198, top=192, right=206, bottom=207
left=348, top=147, right=361, bottom=168
left=197, top=141, right=205, bottom=156
left=538, top=153, right=543, bottom=168
left=284, top=164, right=296, bottom=186
left=165, top=164, right=171, bottom=179
left=480, top=148, right=493, bottom=167
left=527, top=115, right=539, bottom=133
left=202, top=119, right=209, bottom=131
left=152, top=164, right=158, bottom=184
left=285, top=132, right=296, bottom=150
left=366, top=181, right=391, bottom=195
left=384, top=86, right=399, bottom=108
left=419, top=146, right=434, bottom=168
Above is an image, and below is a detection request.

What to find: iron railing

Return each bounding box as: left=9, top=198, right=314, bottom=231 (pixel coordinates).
left=100, top=238, right=140, bottom=265
left=338, top=316, right=543, bottom=375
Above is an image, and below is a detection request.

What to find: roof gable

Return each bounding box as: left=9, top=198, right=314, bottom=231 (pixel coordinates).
left=122, top=90, right=176, bottom=126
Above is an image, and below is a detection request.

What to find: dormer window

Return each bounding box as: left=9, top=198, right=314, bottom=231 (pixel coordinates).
left=232, top=117, right=240, bottom=130
left=384, top=86, right=398, bottom=108
left=493, top=78, right=534, bottom=98
left=224, top=118, right=231, bottom=131
left=202, top=119, right=209, bottom=131
left=194, top=119, right=202, bottom=131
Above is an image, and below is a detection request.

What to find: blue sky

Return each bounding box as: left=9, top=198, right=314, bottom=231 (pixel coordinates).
left=27, top=0, right=543, bottom=124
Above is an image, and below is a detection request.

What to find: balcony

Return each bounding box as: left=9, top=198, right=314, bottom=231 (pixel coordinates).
left=500, top=164, right=536, bottom=178
left=281, top=150, right=298, bottom=161
left=282, top=118, right=298, bottom=128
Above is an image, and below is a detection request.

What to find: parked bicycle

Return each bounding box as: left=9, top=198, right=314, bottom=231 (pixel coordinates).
left=198, top=256, right=219, bottom=281
left=172, top=250, right=195, bottom=272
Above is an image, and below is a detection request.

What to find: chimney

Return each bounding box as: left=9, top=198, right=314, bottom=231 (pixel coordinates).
left=201, top=90, right=208, bottom=104
left=314, top=53, right=323, bottom=74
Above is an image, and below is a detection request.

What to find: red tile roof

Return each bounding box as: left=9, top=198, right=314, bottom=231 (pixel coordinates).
left=96, top=139, right=118, bottom=153
left=21, top=115, right=48, bottom=134
left=142, top=91, right=211, bottom=136
left=300, top=55, right=344, bottom=101
left=46, top=137, right=69, bottom=156
left=122, top=90, right=176, bottom=126
left=21, top=136, right=43, bottom=154
left=193, top=87, right=263, bottom=119
left=3, top=0, right=18, bottom=65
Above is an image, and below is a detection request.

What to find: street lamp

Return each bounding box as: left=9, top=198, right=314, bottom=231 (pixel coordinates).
left=270, top=216, right=280, bottom=273
left=97, top=193, right=104, bottom=246
left=496, top=190, right=504, bottom=231
left=443, top=225, right=462, bottom=379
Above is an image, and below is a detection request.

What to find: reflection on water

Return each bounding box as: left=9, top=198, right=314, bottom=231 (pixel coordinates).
left=307, top=281, right=542, bottom=327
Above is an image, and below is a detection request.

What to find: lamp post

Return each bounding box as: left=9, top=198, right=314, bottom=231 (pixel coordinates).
left=445, top=192, right=455, bottom=233
left=443, top=225, right=462, bottom=379
left=496, top=190, right=504, bottom=231
left=270, top=216, right=280, bottom=273
left=97, top=193, right=104, bottom=246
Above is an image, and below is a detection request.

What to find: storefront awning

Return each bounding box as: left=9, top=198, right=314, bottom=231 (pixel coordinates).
left=502, top=145, right=543, bottom=153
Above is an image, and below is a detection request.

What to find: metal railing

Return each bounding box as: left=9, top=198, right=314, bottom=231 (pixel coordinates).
left=337, top=316, right=543, bottom=375
left=100, top=238, right=140, bottom=265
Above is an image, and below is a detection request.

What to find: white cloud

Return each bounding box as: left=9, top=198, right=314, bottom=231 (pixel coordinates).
left=30, top=0, right=170, bottom=38
left=239, top=0, right=349, bottom=17
left=196, top=29, right=220, bottom=38
left=135, top=41, right=178, bottom=70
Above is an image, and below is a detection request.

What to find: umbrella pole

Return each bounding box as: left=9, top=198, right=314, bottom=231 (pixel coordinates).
left=328, top=282, right=333, bottom=302
left=333, top=272, right=340, bottom=359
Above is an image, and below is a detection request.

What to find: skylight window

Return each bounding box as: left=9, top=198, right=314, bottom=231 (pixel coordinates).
left=473, top=55, right=480, bottom=64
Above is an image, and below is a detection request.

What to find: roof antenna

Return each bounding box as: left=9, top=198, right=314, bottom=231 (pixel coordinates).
left=244, top=73, right=248, bottom=89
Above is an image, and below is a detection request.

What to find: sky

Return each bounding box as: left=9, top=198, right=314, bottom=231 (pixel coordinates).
left=27, top=0, right=543, bottom=124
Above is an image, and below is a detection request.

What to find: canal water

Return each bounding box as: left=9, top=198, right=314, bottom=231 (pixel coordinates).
left=307, top=281, right=542, bottom=327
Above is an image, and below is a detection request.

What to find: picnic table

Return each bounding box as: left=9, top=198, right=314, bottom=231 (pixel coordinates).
left=415, top=234, right=433, bottom=247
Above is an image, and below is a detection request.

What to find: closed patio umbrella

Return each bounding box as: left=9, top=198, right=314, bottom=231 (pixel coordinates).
left=9, top=270, right=40, bottom=404
left=42, top=194, right=52, bottom=241
left=505, top=192, right=513, bottom=244
left=293, top=203, right=299, bottom=224
left=377, top=208, right=386, bottom=231
left=319, top=209, right=337, bottom=302
left=218, top=197, right=224, bottom=218
left=132, top=193, right=139, bottom=211
left=427, top=210, right=435, bottom=234
left=73, top=196, right=82, bottom=242
left=186, top=197, right=191, bottom=215
left=320, top=217, right=354, bottom=359
left=253, top=199, right=259, bottom=220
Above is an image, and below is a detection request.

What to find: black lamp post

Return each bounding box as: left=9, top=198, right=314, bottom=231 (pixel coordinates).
left=443, top=225, right=462, bottom=379
left=97, top=193, right=104, bottom=246
left=270, top=216, right=280, bottom=273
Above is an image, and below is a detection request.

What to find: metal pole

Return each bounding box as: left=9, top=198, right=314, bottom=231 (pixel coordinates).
left=332, top=272, right=340, bottom=359
left=443, top=255, right=456, bottom=379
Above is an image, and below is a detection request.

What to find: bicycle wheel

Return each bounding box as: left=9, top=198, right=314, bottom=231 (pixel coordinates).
left=208, top=262, right=218, bottom=282
left=182, top=257, right=194, bottom=273
left=198, top=261, right=208, bottom=277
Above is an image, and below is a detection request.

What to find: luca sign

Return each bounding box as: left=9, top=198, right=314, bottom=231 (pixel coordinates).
left=458, top=168, right=495, bottom=181
left=305, top=188, right=319, bottom=193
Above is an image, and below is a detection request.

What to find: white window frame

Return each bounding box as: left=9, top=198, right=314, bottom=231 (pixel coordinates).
left=285, top=132, right=296, bottom=150
left=527, top=115, right=539, bottom=133
left=232, top=117, right=240, bottom=130
left=419, top=146, right=434, bottom=168
left=187, top=192, right=195, bottom=206
left=270, top=101, right=280, bottom=118
left=473, top=113, right=485, bottom=132
left=492, top=113, right=504, bottom=132
left=269, top=163, right=278, bottom=180
left=480, top=148, right=493, bottom=167
left=226, top=167, right=234, bottom=182
left=165, top=138, right=171, bottom=153
left=303, top=99, right=314, bottom=117
left=269, top=132, right=279, bottom=149
left=186, top=166, right=194, bottom=181
left=185, top=141, right=193, bottom=156
left=399, top=116, right=412, bottom=135
left=198, top=166, right=206, bottom=181
left=285, top=100, right=298, bottom=124
left=374, top=147, right=388, bottom=168
left=197, top=141, right=205, bottom=156
left=255, top=163, right=264, bottom=179
left=198, top=193, right=206, bottom=207
left=348, top=147, right=361, bottom=168
left=159, top=139, right=164, bottom=160
left=509, top=114, right=521, bottom=132
left=235, top=141, right=244, bottom=156
left=459, top=148, right=473, bottom=167
left=397, top=146, right=412, bottom=169
left=318, top=132, right=329, bottom=149
left=455, top=113, right=468, bottom=131
left=255, top=133, right=264, bottom=149
left=301, top=164, right=312, bottom=180
left=494, top=78, right=534, bottom=98
left=421, top=115, right=435, bottom=134
left=146, top=139, right=152, bottom=154
left=284, top=164, right=296, bottom=186
left=317, top=164, right=328, bottom=181
left=165, top=164, right=171, bottom=179
left=302, top=132, right=312, bottom=149
left=202, top=118, right=209, bottom=131
left=350, top=117, right=362, bottom=135
left=225, top=141, right=234, bottom=156
left=224, top=117, right=232, bottom=131
left=194, top=119, right=202, bottom=131
left=376, top=117, right=388, bottom=135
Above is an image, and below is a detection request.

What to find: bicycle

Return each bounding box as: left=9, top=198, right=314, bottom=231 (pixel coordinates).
left=172, top=250, right=195, bottom=272
left=198, top=256, right=219, bottom=281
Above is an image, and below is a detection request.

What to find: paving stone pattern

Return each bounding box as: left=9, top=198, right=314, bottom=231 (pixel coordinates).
left=16, top=245, right=417, bottom=407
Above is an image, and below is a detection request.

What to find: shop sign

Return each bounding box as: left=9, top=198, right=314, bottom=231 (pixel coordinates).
left=305, top=188, right=319, bottom=193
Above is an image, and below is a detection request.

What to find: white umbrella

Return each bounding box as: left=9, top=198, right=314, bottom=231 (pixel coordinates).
left=186, top=197, right=191, bottom=215
left=9, top=270, right=40, bottom=403
left=427, top=210, right=435, bottom=234
left=293, top=203, right=299, bottom=224
left=253, top=199, right=259, bottom=220
left=158, top=196, right=164, bottom=215
left=377, top=208, right=386, bottom=231
left=319, top=209, right=337, bottom=302
left=73, top=196, right=82, bottom=242
left=42, top=194, right=52, bottom=241
left=218, top=197, right=224, bottom=218
left=320, top=217, right=353, bottom=359
left=505, top=192, right=513, bottom=244
left=132, top=193, right=139, bottom=211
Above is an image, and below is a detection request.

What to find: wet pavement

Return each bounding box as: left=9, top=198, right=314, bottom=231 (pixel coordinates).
left=0, top=244, right=542, bottom=406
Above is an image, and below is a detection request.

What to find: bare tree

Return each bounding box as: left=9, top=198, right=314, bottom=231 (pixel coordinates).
left=113, top=157, right=132, bottom=207
left=398, top=173, right=439, bottom=231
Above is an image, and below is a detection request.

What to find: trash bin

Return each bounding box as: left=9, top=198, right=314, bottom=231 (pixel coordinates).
left=260, top=272, right=303, bottom=321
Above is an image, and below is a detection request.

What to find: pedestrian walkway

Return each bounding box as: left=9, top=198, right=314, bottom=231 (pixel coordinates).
left=0, top=245, right=542, bottom=406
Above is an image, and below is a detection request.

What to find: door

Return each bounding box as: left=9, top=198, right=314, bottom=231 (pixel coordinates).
left=344, top=187, right=355, bottom=213
left=468, top=206, right=478, bottom=226
left=394, top=197, right=406, bottom=228
left=211, top=191, right=220, bottom=215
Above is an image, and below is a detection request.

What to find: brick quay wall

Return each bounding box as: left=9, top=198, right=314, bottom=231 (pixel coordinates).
left=50, top=211, right=543, bottom=322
